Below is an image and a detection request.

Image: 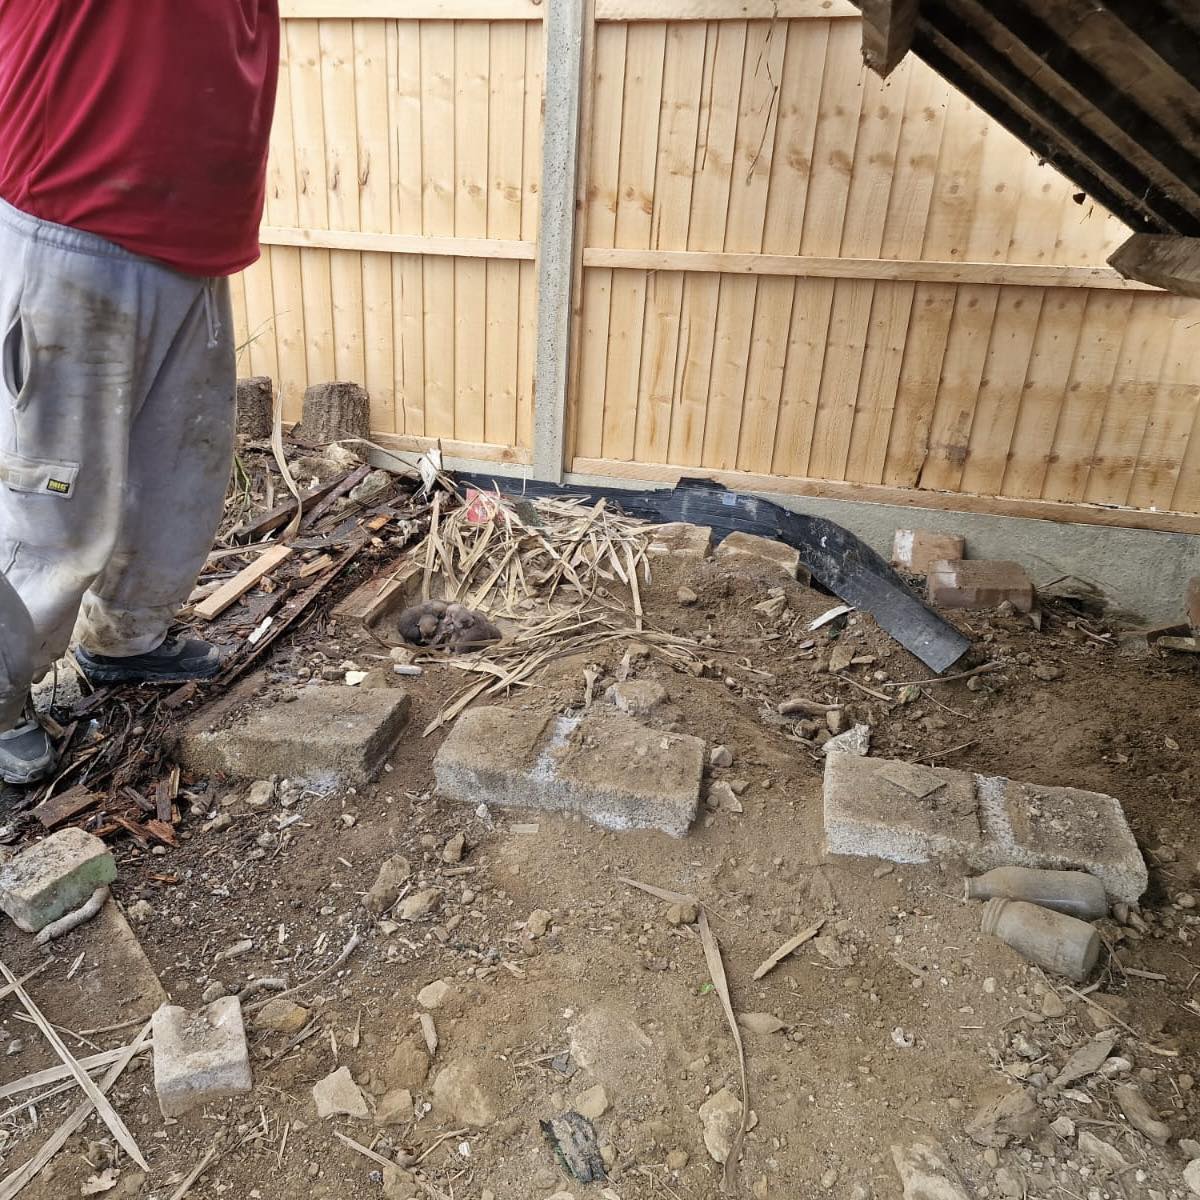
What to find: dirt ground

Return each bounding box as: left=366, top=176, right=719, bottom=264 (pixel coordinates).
left=2, top=526, right=1199, bottom=1200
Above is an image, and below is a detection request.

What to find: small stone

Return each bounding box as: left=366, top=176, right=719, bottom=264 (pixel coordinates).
left=1181, top=1074, right=1195, bottom=1093
left=201, top=981, right=229, bottom=1004
left=1115, top=1083, right=1170, bottom=1145
left=666, top=1149, right=689, bottom=1171
left=710, top=745, right=733, bottom=768
left=384, top=1039, right=430, bottom=1091
left=525, top=909, right=552, bottom=939
left=207, top=813, right=233, bottom=832
left=375, top=1088, right=414, bottom=1127
left=363, top=855, right=412, bottom=917
left=966, top=1087, right=1039, bottom=1148
left=699, top=1088, right=742, bottom=1164
left=313, top=1066, right=369, bottom=1120
left=1182, top=1139, right=1200, bottom=1159
left=432, top=1060, right=499, bottom=1126
left=677, top=587, right=698, bottom=606
left=253, top=998, right=310, bottom=1035
left=1032, top=664, right=1061, bottom=681
left=418, top=979, right=453, bottom=1009
left=605, top=679, right=668, bottom=716
left=1078, top=1130, right=1128, bottom=1172
left=442, top=833, right=467, bottom=864
left=125, top=899, right=154, bottom=924
left=1185, top=1160, right=1200, bottom=1197
left=820, top=1168, right=838, bottom=1189
left=6, top=1038, right=23, bottom=1055
left=245, top=780, right=275, bottom=809
left=826, top=707, right=847, bottom=735
left=349, top=469, right=392, bottom=504
left=1050, top=1115, right=1075, bottom=1139
left=665, top=901, right=699, bottom=927
left=891, top=1141, right=970, bottom=1200
left=397, top=888, right=442, bottom=921
left=822, top=725, right=871, bottom=757
left=574, top=1084, right=609, bottom=1120
left=1040, top=990, right=1067, bottom=1019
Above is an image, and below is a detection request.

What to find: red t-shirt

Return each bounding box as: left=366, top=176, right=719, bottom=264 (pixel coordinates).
left=0, top=2, right=279, bottom=277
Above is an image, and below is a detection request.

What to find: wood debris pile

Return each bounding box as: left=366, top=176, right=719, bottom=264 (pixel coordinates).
left=397, top=485, right=702, bottom=734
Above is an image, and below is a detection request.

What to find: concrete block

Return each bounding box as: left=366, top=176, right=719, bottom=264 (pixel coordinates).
left=927, top=560, right=1034, bottom=613
left=434, top=705, right=704, bottom=837
left=0, top=829, right=117, bottom=933
left=176, top=685, right=410, bottom=786
left=647, top=522, right=713, bottom=560
left=605, top=679, right=667, bottom=716
left=714, top=531, right=802, bottom=579
left=892, top=529, right=966, bottom=575
left=152, top=996, right=252, bottom=1117
left=823, top=754, right=1146, bottom=903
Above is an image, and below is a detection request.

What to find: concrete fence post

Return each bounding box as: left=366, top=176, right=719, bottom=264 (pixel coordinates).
left=532, top=0, right=585, bottom=483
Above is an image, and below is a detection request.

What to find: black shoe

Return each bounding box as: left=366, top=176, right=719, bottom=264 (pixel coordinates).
left=75, top=635, right=222, bottom=685
left=0, top=710, right=56, bottom=785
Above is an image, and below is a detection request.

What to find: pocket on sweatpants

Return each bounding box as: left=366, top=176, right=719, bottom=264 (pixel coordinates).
left=0, top=447, right=78, bottom=499
left=1, top=309, right=31, bottom=407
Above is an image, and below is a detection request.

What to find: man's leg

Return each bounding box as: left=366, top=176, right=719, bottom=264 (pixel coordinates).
left=0, top=203, right=151, bottom=780
left=75, top=278, right=236, bottom=679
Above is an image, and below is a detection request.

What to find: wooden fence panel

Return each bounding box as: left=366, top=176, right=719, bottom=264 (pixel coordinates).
left=237, top=13, right=543, bottom=462
left=569, top=12, right=1200, bottom=521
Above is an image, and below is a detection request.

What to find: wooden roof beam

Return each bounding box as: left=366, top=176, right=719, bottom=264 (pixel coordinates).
left=1110, top=235, right=1200, bottom=299
left=859, top=0, right=918, bottom=77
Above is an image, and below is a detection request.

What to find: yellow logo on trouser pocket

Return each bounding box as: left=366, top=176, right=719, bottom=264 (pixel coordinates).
left=46, top=479, right=70, bottom=495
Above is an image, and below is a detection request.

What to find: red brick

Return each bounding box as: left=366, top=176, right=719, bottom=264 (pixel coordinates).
left=926, top=560, right=1034, bottom=613
left=891, top=529, right=966, bottom=575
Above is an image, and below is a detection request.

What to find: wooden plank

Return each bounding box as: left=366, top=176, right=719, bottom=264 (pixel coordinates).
left=421, top=20, right=458, bottom=438
left=596, top=0, right=858, bottom=17
left=260, top=227, right=536, bottom=259
left=761, top=18, right=831, bottom=255
left=769, top=277, right=836, bottom=477
left=194, top=546, right=293, bottom=621
left=1127, top=312, right=1199, bottom=510
left=354, top=18, right=397, bottom=433
left=453, top=21, right=490, bottom=444
left=516, top=21, right=543, bottom=450
left=318, top=19, right=366, bottom=386
left=484, top=21, right=525, bottom=448
left=282, top=0, right=543, bottom=15
left=736, top=276, right=794, bottom=474
left=240, top=256, right=281, bottom=385
left=578, top=247, right=1157, bottom=290
left=32, top=786, right=101, bottom=831
left=391, top=20, right=426, bottom=436
left=604, top=21, right=666, bottom=461
left=703, top=275, right=757, bottom=469
left=568, top=456, right=1200, bottom=535
left=808, top=278, right=874, bottom=479
left=286, top=21, right=335, bottom=385
left=634, top=21, right=705, bottom=464
left=1001, top=290, right=1090, bottom=500
left=574, top=21, right=626, bottom=460
left=880, top=281, right=956, bottom=487
left=1084, top=297, right=1176, bottom=507
left=229, top=273, right=251, bottom=370
left=369, top=431, right=532, bottom=464
left=1041, top=291, right=1134, bottom=504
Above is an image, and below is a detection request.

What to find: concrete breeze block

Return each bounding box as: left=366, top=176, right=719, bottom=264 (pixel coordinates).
left=176, top=685, right=410, bottom=786
left=0, top=828, right=117, bottom=933
left=823, top=753, right=1146, bottom=903
left=152, top=996, right=252, bottom=1117
left=714, top=531, right=802, bottom=579
left=927, top=559, right=1035, bottom=613
left=435, top=705, right=704, bottom=837
left=891, top=529, right=966, bottom=575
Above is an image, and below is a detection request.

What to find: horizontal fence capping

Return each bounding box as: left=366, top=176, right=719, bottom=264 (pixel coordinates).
left=595, top=0, right=858, bottom=18
left=372, top=432, right=534, bottom=465
left=279, top=1, right=544, bottom=18
left=579, top=248, right=1162, bottom=291
left=569, top=458, right=1200, bottom=536
left=259, top=228, right=538, bottom=261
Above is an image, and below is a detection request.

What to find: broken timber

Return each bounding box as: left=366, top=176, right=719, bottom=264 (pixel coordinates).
left=193, top=545, right=292, bottom=621
left=1109, top=235, right=1200, bottom=299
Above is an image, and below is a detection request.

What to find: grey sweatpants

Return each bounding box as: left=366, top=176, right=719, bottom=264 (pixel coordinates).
left=0, top=199, right=236, bottom=728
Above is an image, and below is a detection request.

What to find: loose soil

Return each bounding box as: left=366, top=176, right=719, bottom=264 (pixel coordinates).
left=2, top=536, right=1199, bottom=1200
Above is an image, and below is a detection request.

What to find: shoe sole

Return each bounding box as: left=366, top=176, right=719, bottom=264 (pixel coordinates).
left=0, top=757, right=58, bottom=785
left=74, top=655, right=222, bottom=686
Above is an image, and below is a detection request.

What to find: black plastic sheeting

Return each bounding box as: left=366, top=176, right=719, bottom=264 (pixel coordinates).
left=456, top=475, right=970, bottom=674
